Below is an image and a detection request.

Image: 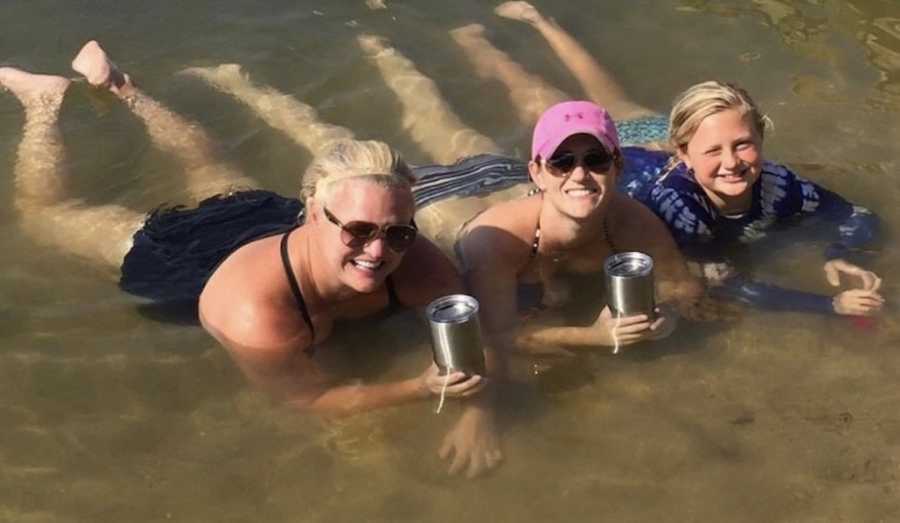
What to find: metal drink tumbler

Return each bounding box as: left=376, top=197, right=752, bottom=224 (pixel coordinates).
left=604, top=252, right=656, bottom=318
left=425, top=294, right=486, bottom=376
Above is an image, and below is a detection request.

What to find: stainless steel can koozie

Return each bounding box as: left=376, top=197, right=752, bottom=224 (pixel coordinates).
left=425, top=294, right=486, bottom=376
left=604, top=252, right=656, bottom=318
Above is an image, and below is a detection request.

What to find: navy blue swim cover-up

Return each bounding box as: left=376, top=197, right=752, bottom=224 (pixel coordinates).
left=120, top=190, right=302, bottom=303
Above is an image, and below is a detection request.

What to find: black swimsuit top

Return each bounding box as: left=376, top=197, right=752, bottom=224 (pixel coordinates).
left=520, top=213, right=618, bottom=310
left=279, top=227, right=401, bottom=354
left=530, top=214, right=617, bottom=257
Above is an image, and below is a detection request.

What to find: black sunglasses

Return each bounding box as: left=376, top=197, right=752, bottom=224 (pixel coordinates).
left=323, top=207, right=418, bottom=252
left=545, top=149, right=615, bottom=175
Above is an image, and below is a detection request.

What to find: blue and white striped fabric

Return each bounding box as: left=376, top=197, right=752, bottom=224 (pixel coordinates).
left=411, top=154, right=530, bottom=209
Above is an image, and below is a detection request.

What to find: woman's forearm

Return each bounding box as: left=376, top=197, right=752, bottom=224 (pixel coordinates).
left=513, top=324, right=605, bottom=351
left=292, top=377, right=429, bottom=417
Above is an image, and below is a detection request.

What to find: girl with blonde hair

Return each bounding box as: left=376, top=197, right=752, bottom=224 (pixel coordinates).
left=633, top=80, right=884, bottom=315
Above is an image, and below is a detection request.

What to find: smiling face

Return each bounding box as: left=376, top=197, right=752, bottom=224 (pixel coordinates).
left=677, top=108, right=764, bottom=214
left=311, top=178, right=415, bottom=294
left=529, top=133, right=619, bottom=221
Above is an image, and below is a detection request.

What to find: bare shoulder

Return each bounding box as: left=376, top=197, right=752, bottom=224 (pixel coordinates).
left=608, top=195, right=674, bottom=249
left=458, top=195, right=540, bottom=273
left=199, top=234, right=312, bottom=366
left=608, top=195, right=701, bottom=300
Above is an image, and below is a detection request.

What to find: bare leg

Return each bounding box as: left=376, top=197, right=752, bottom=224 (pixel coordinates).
left=450, top=23, right=567, bottom=127
left=1, top=67, right=144, bottom=268
left=357, top=34, right=501, bottom=163
left=180, top=64, right=355, bottom=155
left=72, top=41, right=257, bottom=201
left=495, top=1, right=656, bottom=121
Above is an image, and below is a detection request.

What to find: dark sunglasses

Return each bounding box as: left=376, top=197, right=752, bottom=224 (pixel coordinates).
left=323, top=207, right=418, bottom=252
left=545, top=150, right=615, bottom=175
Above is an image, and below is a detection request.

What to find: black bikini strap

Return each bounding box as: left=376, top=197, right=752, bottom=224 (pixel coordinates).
left=602, top=215, right=617, bottom=254
left=531, top=193, right=543, bottom=258
left=531, top=214, right=615, bottom=258
left=280, top=228, right=316, bottom=349
left=531, top=224, right=541, bottom=258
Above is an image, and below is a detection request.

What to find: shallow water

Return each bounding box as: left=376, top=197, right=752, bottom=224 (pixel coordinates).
left=2, top=0, right=899, bottom=521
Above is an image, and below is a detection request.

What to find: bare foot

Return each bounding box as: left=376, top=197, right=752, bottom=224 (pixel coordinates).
left=0, top=67, right=70, bottom=105
left=494, top=1, right=543, bottom=25
left=356, top=33, right=394, bottom=56
left=71, top=40, right=133, bottom=95
left=180, top=64, right=246, bottom=90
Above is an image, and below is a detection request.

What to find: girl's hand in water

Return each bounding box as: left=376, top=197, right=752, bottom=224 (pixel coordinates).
left=591, top=306, right=656, bottom=347
left=824, top=259, right=883, bottom=291
left=418, top=363, right=486, bottom=398
left=832, top=288, right=885, bottom=316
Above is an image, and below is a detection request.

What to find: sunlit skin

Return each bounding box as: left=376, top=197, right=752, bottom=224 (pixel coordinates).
left=676, top=108, right=763, bottom=215
left=459, top=132, right=702, bottom=358
left=308, top=180, right=414, bottom=297
left=529, top=133, right=618, bottom=224
left=197, top=176, right=504, bottom=478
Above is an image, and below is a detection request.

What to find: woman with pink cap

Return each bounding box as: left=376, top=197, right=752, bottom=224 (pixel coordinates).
left=456, top=100, right=701, bottom=356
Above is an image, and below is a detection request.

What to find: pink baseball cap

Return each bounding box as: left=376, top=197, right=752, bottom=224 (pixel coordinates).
left=531, top=100, right=620, bottom=161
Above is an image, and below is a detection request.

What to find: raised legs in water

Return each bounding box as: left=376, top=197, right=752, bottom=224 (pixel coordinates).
left=72, top=40, right=257, bottom=201
left=181, top=63, right=355, bottom=155
left=453, top=1, right=656, bottom=124
left=1, top=65, right=144, bottom=268
left=450, top=22, right=567, bottom=127
left=2, top=40, right=257, bottom=269
left=357, top=33, right=501, bottom=163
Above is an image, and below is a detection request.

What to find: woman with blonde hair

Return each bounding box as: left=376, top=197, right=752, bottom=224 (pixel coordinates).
left=2, top=41, right=501, bottom=478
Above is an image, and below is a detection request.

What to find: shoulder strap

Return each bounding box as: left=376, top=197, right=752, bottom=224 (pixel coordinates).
left=280, top=228, right=316, bottom=350
left=531, top=224, right=541, bottom=258
left=602, top=217, right=617, bottom=254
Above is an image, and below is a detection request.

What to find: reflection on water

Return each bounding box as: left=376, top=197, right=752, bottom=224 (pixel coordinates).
left=2, top=0, right=900, bottom=521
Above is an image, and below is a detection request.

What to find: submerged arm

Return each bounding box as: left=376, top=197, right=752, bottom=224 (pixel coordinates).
left=812, top=185, right=880, bottom=262
left=394, top=236, right=503, bottom=477
left=715, top=275, right=832, bottom=314
left=205, top=313, right=437, bottom=416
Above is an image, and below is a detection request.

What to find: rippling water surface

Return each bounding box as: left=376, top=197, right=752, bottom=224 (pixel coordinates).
left=2, top=1, right=899, bottom=521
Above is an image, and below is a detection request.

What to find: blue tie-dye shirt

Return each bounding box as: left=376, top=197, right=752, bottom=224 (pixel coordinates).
left=619, top=148, right=880, bottom=314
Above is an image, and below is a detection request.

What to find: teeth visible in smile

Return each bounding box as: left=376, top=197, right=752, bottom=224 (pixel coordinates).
left=565, top=188, right=597, bottom=196
left=352, top=259, right=382, bottom=270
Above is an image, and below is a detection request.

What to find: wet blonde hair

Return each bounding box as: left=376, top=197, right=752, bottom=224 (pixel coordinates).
left=300, top=139, right=414, bottom=206
left=664, top=81, right=771, bottom=173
